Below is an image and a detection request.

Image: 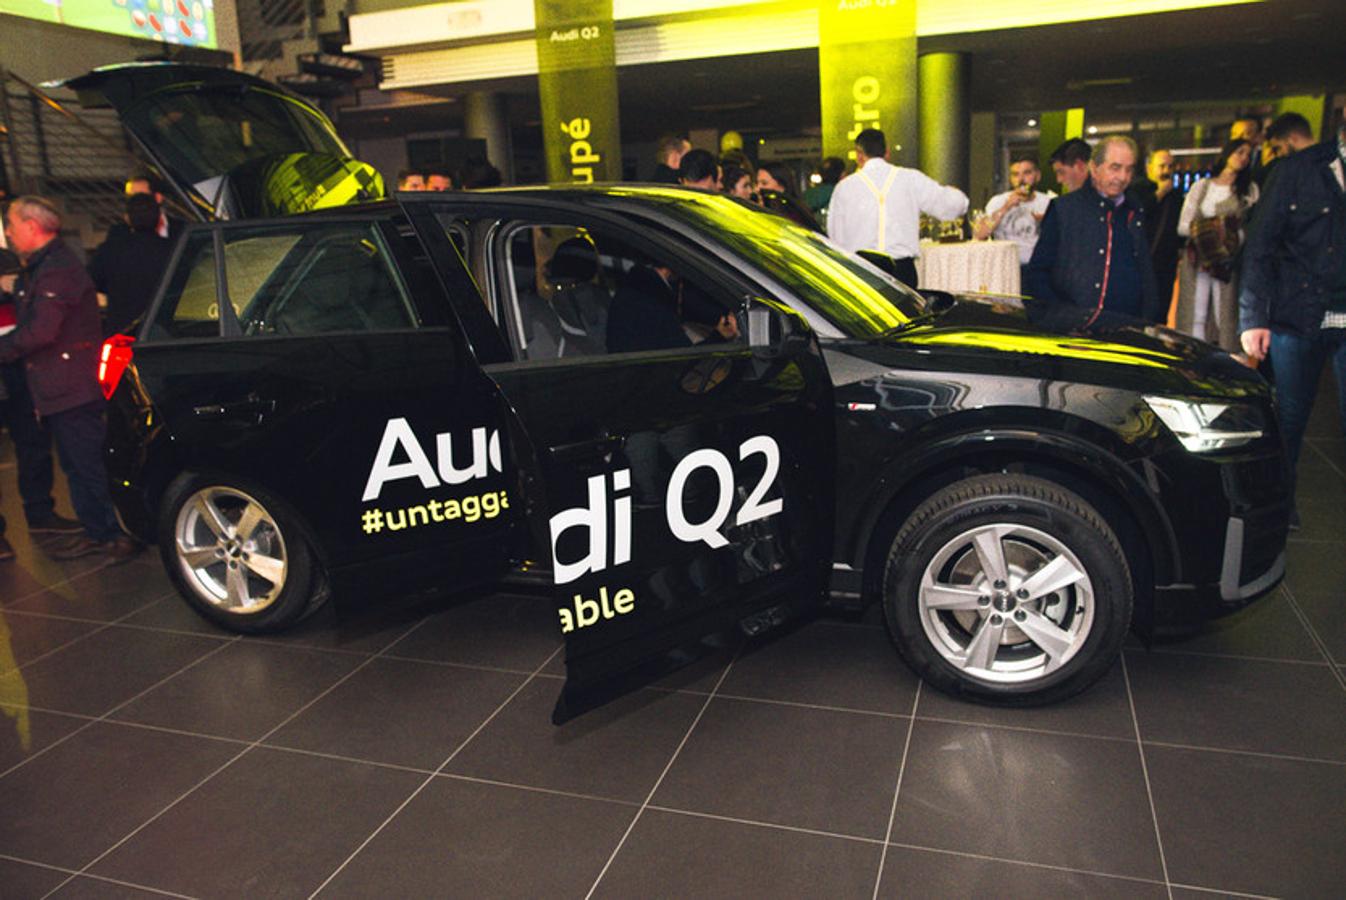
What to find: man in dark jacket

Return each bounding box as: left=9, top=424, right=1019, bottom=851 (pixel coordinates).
left=1025, top=135, right=1165, bottom=327
left=1133, top=148, right=1184, bottom=308
left=606, top=263, right=738, bottom=354
left=107, top=174, right=185, bottom=243
left=89, top=194, right=175, bottom=335
left=649, top=135, right=689, bottom=184
left=1, top=196, right=137, bottom=562
left=1, top=245, right=85, bottom=562
left=1239, top=124, right=1346, bottom=527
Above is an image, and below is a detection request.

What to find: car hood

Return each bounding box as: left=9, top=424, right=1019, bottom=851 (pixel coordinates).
left=53, top=63, right=384, bottom=220
left=843, top=295, right=1267, bottom=399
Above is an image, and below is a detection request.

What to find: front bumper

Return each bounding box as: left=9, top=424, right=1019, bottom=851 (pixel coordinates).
left=1153, top=517, right=1286, bottom=625
left=1150, top=441, right=1290, bottom=625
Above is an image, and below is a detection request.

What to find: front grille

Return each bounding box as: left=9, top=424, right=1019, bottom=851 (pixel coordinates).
left=1220, top=450, right=1289, bottom=513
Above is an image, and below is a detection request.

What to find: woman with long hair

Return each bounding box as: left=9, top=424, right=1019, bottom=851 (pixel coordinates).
left=722, top=165, right=755, bottom=202
left=1174, top=138, right=1259, bottom=352
left=754, top=162, right=821, bottom=231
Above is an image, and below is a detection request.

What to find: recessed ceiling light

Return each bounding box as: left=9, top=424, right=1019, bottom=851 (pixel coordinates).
left=1027, top=118, right=1038, bottom=127
left=1087, top=125, right=1099, bottom=134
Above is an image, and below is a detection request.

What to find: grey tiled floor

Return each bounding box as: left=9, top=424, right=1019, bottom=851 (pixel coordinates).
left=1, top=386, right=1343, bottom=898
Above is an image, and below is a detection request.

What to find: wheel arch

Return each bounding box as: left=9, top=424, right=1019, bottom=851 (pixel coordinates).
left=852, top=427, right=1176, bottom=626
left=158, top=466, right=334, bottom=574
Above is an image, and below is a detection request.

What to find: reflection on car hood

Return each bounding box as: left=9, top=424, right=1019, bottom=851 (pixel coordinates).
left=859, top=296, right=1266, bottom=399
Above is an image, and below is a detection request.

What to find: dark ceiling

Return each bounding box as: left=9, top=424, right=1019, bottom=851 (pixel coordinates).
left=339, top=1, right=1346, bottom=145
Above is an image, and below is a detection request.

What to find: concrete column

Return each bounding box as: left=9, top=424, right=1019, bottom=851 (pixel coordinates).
left=465, top=91, right=513, bottom=185
left=918, top=52, right=969, bottom=188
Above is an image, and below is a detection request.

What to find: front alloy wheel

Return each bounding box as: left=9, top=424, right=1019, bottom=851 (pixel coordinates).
left=917, top=523, right=1094, bottom=683
left=884, top=474, right=1132, bottom=705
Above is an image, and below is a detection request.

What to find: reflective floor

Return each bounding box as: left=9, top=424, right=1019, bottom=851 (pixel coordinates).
left=1, top=388, right=1343, bottom=899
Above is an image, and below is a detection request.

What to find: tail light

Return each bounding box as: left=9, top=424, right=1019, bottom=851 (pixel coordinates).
left=98, top=334, right=135, bottom=400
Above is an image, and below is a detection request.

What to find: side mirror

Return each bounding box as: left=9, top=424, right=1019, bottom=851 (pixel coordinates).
left=856, top=249, right=901, bottom=279
left=920, top=289, right=957, bottom=315
left=743, top=295, right=811, bottom=356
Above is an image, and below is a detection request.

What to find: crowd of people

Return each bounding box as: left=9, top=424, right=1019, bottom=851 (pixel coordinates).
left=395, top=157, right=503, bottom=192
left=637, top=112, right=1343, bottom=531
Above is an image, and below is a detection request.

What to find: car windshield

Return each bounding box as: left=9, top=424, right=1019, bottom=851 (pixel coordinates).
left=646, top=189, right=927, bottom=337
left=122, top=85, right=349, bottom=191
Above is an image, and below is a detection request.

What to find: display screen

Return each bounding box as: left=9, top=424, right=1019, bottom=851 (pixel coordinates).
left=0, top=0, right=216, bottom=49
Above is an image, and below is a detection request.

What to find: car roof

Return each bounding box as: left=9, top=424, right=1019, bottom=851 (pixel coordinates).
left=203, top=183, right=733, bottom=223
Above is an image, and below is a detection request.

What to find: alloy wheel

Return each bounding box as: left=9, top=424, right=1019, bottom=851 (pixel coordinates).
left=174, top=486, right=288, bottom=614
left=916, top=522, right=1095, bottom=684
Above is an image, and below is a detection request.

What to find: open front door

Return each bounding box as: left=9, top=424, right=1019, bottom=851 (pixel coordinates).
left=407, top=197, right=836, bottom=722
left=533, top=343, right=835, bottom=722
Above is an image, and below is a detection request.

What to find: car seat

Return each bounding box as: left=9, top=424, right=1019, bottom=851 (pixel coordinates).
left=546, top=236, right=608, bottom=357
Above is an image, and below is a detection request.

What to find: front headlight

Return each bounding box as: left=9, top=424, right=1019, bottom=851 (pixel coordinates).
left=1143, top=395, right=1265, bottom=452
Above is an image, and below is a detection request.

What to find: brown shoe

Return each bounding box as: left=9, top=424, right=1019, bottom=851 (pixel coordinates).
left=0, top=535, right=14, bottom=562
left=104, top=536, right=142, bottom=565
left=47, top=534, right=103, bottom=560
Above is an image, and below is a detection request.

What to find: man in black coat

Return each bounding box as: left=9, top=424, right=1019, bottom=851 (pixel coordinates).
left=1133, top=148, right=1184, bottom=309
left=1, top=196, right=137, bottom=562
left=1239, top=124, right=1346, bottom=528
left=89, top=194, right=176, bottom=335
left=115, top=174, right=185, bottom=243
left=1, top=244, right=85, bottom=561
left=606, top=263, right=738, bottom=353
left=649, top=135, right=689, bottom=184
left=1025, top=135, right=1165, bottom=327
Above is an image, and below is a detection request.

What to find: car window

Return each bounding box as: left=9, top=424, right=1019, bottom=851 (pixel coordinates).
left=148, top=231, right=220, bottom=341
left=645, top=190, right=924, bottom=336
left=121, top=85, right=348, bottom=190
left=497, top=221, right=743, bottom=362
left=221, top=223, right=419, bottom=336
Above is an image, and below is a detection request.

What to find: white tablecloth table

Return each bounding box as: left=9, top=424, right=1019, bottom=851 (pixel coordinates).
left=915, top=240, right=1021, bottom=296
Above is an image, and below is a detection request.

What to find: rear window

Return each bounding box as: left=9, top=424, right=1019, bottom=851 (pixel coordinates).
left=147, top=222, right=419, bottom=340
left=149, top=232, right=218, bottom=340
left=121, top=85, right=347, bottom=191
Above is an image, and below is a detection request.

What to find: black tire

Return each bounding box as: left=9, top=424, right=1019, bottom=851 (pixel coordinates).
left=158, top=473, right=329, bottom=633
left=882, top=473, right=1132, bottom=705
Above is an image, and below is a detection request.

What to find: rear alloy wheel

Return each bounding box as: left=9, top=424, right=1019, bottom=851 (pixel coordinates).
left=883, top=474, right=1132, bottom=705
left=160, top=476, right=326, bottom=633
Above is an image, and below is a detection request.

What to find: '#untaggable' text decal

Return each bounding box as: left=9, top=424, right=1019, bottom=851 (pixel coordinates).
left=359, top=418, right=508, bottom=536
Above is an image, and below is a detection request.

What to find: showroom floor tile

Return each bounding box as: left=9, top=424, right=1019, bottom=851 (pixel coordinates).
left=591, top=808, right=883, bottom=899
left=1, top=379, right=1344, bottom=897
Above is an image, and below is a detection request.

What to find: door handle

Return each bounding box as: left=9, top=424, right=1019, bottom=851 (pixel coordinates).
left=549, top=433, right=626, bottom=463
left=193, top=393, right=276, bottom=422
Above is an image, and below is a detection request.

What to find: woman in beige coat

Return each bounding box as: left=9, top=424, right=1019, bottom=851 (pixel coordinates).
left=1174, top=139, right=1259, bottom=352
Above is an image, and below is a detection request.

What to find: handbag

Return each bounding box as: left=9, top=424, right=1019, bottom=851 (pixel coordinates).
left=1189, top=214, right=1240, bottom=282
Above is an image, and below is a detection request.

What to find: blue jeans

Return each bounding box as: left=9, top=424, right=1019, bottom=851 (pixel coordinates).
left=44, top=400, right=122, bottom=542
left=1269, top=329, right=1346, bottom=484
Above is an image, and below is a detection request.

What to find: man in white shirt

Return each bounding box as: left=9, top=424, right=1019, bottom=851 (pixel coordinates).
left=827, top=128, right=968, bottom=287
left=974, top=157, right=1055, bottom=265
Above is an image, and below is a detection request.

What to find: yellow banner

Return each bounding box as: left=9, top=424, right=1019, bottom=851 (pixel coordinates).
left=535, top=0, right=622, bottom=184
left=818, top=0, right=917, bottom=166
